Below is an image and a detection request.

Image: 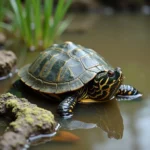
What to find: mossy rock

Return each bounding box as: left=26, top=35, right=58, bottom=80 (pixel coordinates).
left=0, top=50, right=17, bottom=79
left=0, top=93, right=59, bottom=150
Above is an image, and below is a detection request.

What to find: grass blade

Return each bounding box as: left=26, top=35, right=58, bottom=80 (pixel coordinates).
left=25, top=0, right=32, bottom=37
left=10, top=0, right=32, bottom=46
left=49, top=0, right=72, bottom=44
left=56, top=16, right=72, bottom=38
left=31, top=0, right=41, bottom=44
left=43, top=0, right=53, bottom=45
left=0, top=0, right=72, bottom=50
left=0, top=0, right=4, bottom=22
left=50, top=0, right=65, bottom=39
left=10, top=0, right=21, bottom=31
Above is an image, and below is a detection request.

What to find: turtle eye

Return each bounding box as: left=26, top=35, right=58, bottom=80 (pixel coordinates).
left=108, top=70, right=115, bottom=77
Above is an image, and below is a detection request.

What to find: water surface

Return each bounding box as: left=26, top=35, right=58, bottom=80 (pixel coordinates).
left=0, top=14, right=150, bottom=150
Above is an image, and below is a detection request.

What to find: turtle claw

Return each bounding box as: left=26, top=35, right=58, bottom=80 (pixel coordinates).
left=116, top=93, right=142, bottom=101
left=116, top=84, right=142, bottom=101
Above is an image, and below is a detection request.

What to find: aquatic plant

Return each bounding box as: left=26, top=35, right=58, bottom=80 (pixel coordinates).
left=0, top=0, right=7, bottom=31
left=0, top=1, right=4, bottom=22
left=0, top=0, right=72, bottom=50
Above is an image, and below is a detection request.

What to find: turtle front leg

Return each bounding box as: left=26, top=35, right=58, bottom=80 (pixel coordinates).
left=57, top=95, right=78, bottom=118
left=116, top=85, right=142, bottom=100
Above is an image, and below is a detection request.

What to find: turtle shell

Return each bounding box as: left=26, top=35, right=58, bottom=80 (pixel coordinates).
left=18, top=41, right=112, bottom=94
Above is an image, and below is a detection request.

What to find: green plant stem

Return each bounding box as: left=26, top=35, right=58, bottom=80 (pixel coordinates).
left=10, top=0, right=33, bottom=46
left=48, top=0, right=72, bottom=46
left=31, top=0, right=42, bottom=45
left=1, top=0, right=72, bottom=50
left=43, top=0, right=53, bottom=47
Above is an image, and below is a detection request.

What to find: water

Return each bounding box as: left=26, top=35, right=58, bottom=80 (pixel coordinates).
left=0, top=14, right=150, bottom=150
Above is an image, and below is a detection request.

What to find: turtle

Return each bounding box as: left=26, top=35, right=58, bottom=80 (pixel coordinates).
left=18, top=41, right=142, bottom=118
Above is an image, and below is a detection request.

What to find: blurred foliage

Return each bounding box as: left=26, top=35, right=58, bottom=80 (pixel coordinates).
left=0, top=0, right=149, bottom=50
left=0, top=0, right=8, bottom=31
left=99, top=0, right=145, bottom=11
left=0, top=0, right=72, bottom=51
left=0, top=1, right=4, bottom=23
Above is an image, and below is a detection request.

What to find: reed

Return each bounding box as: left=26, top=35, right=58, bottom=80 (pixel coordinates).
left=0, top=0, right=72, bottom=50
left=0, top=0, right=6, bottom=31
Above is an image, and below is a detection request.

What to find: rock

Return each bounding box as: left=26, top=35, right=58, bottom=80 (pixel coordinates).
left=0, top=93, right=59, bottom=150
left=0, top=50, right=17, bottom=79
left=0, top=132, right=27, bottom=150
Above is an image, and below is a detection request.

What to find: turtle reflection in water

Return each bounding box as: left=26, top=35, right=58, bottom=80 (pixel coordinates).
left=18, top=41, right=142, bottom=118
left=59, top=98, right=123, bottom=140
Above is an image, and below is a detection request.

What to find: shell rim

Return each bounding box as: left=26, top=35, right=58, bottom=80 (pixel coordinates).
left=18, top=64, right=98, bottom=94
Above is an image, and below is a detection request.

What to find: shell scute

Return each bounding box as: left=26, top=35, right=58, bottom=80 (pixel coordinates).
left=56, top=82, right=70, bottom=93
left=19, top=42, right=110, bottom=94
left=40, top=82, right=57, bottom=93
left=79, top=70, right=96, bottom=84
left=67, top=60, right=85, bottom=78
left=69, top=48, right=88, bottom=59
left=81, top=55, right=99, bottom=69
left=57, top=65, right=74, bottom=82
left=45, top=58, right=66, bottom=82
left=69, top=79, right=84, bottom=91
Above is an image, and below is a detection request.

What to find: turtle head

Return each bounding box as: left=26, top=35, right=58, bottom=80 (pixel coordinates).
left=89, top=67, right=124, bottom=101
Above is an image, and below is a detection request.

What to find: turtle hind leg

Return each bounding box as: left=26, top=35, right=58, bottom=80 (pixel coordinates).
left=116, top=84, right=142, bottom=101
left=57, top=95, right=78, bottom=118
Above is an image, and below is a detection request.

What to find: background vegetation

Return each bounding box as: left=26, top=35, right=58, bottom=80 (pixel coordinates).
left=0, top=0, right=72, bottom=51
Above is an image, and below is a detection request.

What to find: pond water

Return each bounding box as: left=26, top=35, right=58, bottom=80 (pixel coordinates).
left=0, top=14, right=150, bottom=150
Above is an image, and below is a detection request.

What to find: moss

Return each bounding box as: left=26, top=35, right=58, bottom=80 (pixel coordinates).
left=32, top=109, right=40, bottom=115
left=37, top=122, right=43, bottom=128
left=21, top=98, right=27, bottom=102
left=37, top=115, right=42, bottom=120
left=6, top=99, right=19, bottom=108
left=10, top=122, right=20, bottom=130
left=41, top=113, right=54, bottom=123
left=6, top=93, right=13, bottom=97
left=0, top=93, right=59, bottom=150
left=6, top=99, right=55, bottom=127
left=16, top=112, right=22, bottom=118
left=25, top=117, right=34, bottom=124
left=0, top=93, right=13, bottom=99
left=22, top=108, right=33, bottom=114
left=0, top=93, right=58, bottom=148
left=12, top=107, right=18, bottom=113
